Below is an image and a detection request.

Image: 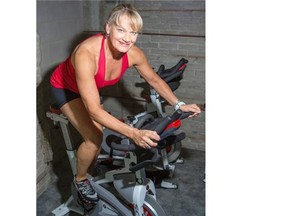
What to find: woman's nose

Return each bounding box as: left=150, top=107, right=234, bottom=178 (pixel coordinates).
left=123, top=32, right=131, bottom=42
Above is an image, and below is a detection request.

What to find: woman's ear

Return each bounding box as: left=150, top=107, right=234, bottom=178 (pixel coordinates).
left=105, top=23, right=111, bottom=35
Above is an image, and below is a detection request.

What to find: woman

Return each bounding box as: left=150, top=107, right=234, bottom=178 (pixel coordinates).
left=50, top=4, right=201, bottom=203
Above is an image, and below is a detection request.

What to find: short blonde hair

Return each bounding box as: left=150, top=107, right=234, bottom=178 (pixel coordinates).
left=105, top=4, right=143, bottom=33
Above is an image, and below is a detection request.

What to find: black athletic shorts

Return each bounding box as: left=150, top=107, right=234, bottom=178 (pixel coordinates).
left=50, top=87, right=103, bottom=109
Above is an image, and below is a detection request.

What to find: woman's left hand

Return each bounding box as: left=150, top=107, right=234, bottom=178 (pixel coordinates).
left=179, top=104, right=201, bottom=118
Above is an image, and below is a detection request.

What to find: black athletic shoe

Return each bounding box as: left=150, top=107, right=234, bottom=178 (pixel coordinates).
left=73, top=177, right=98, bottom=203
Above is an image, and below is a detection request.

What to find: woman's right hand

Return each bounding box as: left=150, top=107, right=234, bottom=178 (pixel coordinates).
left=131, top=128, right=160, bottom=149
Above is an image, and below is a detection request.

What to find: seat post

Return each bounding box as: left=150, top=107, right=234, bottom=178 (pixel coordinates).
left=46, top=112, right=77, bottom=176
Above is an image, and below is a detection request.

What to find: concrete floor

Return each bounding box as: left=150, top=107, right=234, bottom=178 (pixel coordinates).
left=37, top=148, right=205, bottom=216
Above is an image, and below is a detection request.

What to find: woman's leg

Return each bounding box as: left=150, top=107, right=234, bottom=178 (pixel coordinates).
left=60, top=98, right=103, bottom=202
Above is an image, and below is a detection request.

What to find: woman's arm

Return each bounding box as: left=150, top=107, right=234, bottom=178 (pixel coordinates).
left=73, top=48, right=160, bottom=148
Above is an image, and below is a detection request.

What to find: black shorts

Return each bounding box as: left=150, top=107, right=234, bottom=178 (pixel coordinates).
left=50, top=87, right=104, bottom=109
left=50, top=87, right=81, bottom=108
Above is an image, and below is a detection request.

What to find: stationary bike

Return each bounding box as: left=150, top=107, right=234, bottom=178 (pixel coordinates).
left=47, top=106, right=192, bottom=215
left=100, top=58, right=189, bottom=188
left=101, top=58, right=188, bottom=160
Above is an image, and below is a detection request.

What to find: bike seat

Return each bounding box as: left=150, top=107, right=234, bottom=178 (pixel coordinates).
left=49, top=104, right=62, bottom=115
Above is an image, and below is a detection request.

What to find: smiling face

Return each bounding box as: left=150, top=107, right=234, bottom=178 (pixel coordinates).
left=106, top=14, right=139, bottom=53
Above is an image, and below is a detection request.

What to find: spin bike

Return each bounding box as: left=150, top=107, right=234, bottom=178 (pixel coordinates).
left=47, top=106, right=192, bottom=215
left=99, top=58, right=189, bottom=188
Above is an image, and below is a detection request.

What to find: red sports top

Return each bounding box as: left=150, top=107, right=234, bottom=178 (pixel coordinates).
left=50, top=34, right=129, bottom=92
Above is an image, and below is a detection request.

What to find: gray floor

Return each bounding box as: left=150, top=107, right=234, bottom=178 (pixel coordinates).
left=37, top=148, right=205, bottom=216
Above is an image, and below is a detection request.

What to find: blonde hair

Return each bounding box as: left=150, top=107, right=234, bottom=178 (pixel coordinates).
left=105, top=4, right=143, bottom=33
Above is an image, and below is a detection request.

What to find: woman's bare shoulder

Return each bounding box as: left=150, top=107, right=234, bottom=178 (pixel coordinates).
left=127, top=45, right=146, bottom=66
left=72, top=35, right=103, bottom=67
left=73, top=34, right=103, bottom=56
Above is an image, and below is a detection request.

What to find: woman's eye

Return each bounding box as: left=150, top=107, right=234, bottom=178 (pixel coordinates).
left=130, top=32, right=138, bottom=36
left=117, top=29, right=124, bottom=32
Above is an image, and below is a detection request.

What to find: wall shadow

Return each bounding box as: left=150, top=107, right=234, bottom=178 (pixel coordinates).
left=37, top=32, right=86, bottom=202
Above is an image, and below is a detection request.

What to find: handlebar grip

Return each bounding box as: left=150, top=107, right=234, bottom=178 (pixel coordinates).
left=157, top=132, right=186, bottom=149
left=180, top=111, right=194, bottom=120
left=154, top=109, right=182, bottom=134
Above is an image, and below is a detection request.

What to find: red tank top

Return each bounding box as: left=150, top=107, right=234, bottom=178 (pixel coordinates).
left=50, top=34, right=129, bottom=92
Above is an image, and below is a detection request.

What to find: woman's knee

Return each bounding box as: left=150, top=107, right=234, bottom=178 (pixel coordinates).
left=83, top=128, right=103, bottom=149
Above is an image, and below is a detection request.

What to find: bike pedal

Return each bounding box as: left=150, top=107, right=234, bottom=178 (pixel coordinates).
left=77, top=197, right=96, bottom=212
left=99, top=158, right=114, bottom=165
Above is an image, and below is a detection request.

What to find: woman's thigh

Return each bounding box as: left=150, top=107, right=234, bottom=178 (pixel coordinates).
left=60, top=98, right=103, bottom=145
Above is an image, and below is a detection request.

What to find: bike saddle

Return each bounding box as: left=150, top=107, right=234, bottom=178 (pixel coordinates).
left=49, top=103, right=62, bottom=115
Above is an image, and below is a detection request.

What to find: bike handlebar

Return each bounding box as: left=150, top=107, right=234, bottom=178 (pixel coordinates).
left=110, top=110, right=193, bottom=172
left=139, top=58, right=188, bottom=92
left=156, top=58, right=188, bottom=92
left=157, top=58, right=188, bottom=81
